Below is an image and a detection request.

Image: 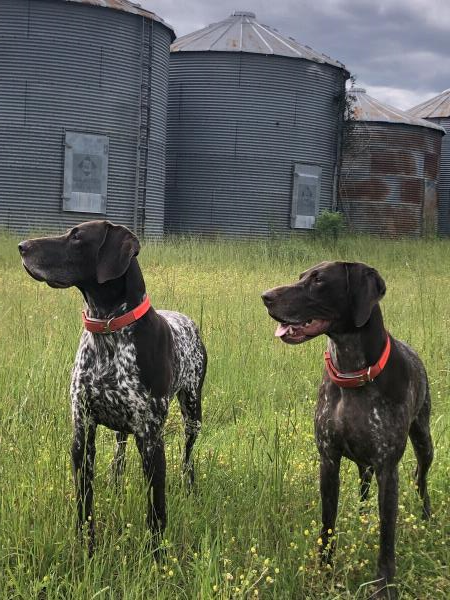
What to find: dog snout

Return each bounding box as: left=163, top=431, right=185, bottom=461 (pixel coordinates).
left=261, top=289, right=277, bottom=306
left=18, top=240, right=31, bottom=256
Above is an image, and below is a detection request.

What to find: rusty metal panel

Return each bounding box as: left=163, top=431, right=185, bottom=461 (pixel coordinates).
left=371, top=150, right=418, bottom=176
left=407, top=92, right=450, bottom=235
left=424, top=152, right=440, bottom=180
left=412, top=116, right=450, bottom=236
left=400, top=179, right=423, bottom=205
left=423, top=179, right=438, bottom=235
left=344, top=201, right=422, bottom=237
left=342, top=179, right=390, bottom=202
left=339, top=122, right=443, bottom=237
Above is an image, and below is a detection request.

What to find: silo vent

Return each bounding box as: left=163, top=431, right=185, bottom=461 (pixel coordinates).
left=233, top=11, right=256, bottom=17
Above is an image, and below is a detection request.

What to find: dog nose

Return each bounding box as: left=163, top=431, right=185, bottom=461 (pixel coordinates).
left=261, top=290, right=276, bottom=306
left=18, top=241, right=30, bottom=255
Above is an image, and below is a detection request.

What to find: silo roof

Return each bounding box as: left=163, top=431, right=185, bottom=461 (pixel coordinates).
left=171, top=10, right=347, bottom=70
left=408, top=89, right=450, bottom=119
left=350, top=88, right=445, bottom=133
left=64, top=0, right=175, bottom=35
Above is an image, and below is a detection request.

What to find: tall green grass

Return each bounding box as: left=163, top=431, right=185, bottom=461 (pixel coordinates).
left=1, top=233, right=449, bottom=599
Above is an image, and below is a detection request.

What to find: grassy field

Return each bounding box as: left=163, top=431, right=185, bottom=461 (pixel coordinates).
left=0, top=233, right=449, bottom=599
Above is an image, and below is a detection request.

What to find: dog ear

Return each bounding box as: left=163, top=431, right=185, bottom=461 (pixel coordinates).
left=96, top=222, right=140, bottom=284
left=347, top=263, right=386, bottom=327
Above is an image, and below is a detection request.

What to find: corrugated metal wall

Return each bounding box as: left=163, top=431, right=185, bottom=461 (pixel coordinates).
left=0, top=0, right=171, bottom=236
left=144, top=20, right=172, bottom=238
left=165, top=52, right=346, bottom=237
left=339, top=122, right=443, bottom=237
left=426, top=118, right=450, bottom=235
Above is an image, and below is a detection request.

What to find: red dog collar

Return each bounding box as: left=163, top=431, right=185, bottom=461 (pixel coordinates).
left=82, top=295, right=151, bottom=334
left=324, top=333, right=391, bottom=388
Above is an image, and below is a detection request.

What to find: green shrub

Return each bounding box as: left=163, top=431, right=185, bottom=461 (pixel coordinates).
left=315, top=210, right=345, bottom=241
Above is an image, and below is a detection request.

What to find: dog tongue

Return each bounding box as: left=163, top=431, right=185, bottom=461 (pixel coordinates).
left=275, top=323, right=291, bottom=337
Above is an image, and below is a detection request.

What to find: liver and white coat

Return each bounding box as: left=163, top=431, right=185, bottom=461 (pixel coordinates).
left=19, top=220, right=207, bottom=553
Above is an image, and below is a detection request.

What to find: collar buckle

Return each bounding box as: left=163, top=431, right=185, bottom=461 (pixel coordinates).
left=100, top=318, right=114, bottom=334
left=324, top=333, right=391, bottom=389
left=82, top=295, right=151, bottom=335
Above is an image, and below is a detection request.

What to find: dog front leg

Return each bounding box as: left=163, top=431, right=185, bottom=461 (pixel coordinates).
left=72, top=419, right=97, bottom=555
left=319, top=455, right=341, bottom=564
left=375, top=465, right=398, bottom=598
left=135, top=434, right=167, bottom=535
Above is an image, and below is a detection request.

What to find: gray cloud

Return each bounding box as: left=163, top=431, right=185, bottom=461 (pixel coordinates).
left=141, top=0, right=449, bottom=109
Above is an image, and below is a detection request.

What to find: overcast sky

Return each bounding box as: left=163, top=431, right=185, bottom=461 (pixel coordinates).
left=141, top=0, right=450, bottom=110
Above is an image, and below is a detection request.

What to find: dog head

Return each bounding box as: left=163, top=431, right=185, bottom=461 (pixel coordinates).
left=261, top=261, right=386, bottom=344
left=19, top=220, right=140, bottom=289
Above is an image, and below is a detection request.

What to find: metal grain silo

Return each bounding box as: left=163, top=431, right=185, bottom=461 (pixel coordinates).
left=339, top=88, right=445, bottom=237
left=165, top=11, right=349, bottom=237
left=0, top=0, right=174, bottom=237
left=409, top=90, right=450, bottom=235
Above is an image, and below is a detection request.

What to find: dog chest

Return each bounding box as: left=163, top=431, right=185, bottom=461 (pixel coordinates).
left=71, top=331, right=166, bottom=434
left=316, top=387, right=409, bottom=465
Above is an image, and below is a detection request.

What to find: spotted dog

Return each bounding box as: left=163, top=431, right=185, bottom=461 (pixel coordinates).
left=262, top=261, right=433, bottom=598
left=19, top=220, right=207, bottom=553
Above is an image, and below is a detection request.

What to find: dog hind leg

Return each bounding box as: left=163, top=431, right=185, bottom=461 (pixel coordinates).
left=178, top=387, right=202, bottom=489
left=409, top=392, right=433, bottom=520
left=111, top=431, right=128, bottom=487
left=358, top=464, right=374, bottom=507
left=135, top=433, right=167, bottom=535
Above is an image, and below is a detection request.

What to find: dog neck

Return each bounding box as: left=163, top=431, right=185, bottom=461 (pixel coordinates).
left=327, top=305, right=387, bottom=372
left=80, top=257, right=148, bottom=320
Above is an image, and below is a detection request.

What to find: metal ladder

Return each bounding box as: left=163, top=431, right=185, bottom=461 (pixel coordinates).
left=133, top=16, right=153, bottom=237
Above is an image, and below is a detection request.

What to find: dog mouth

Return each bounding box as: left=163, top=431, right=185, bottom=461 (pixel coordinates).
left=22, top=262, right=70, bottom=289
left=274, top=318, right=331, bottom=344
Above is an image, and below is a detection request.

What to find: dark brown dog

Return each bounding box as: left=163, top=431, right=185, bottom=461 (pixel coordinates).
left=262, top=261, right=432, bottom=598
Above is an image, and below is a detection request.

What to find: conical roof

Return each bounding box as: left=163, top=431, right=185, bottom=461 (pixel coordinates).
left=408, top=89, right=450, bottom=119
left=171, top=11, right=346, bottom=70
left=349, top=88, right=445, bottom=132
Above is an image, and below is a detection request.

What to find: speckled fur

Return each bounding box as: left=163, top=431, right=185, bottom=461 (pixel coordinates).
left=71, top=309, right=205, bottom=438
left=69, top=303, right=207, bottom=548
left=262, top=261, right=433, bottom=599
left=19, top=220, right=207, bottom=555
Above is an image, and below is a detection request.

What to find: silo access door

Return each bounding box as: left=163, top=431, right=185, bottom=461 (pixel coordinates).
left=291, top=163, right=322, bottom=229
